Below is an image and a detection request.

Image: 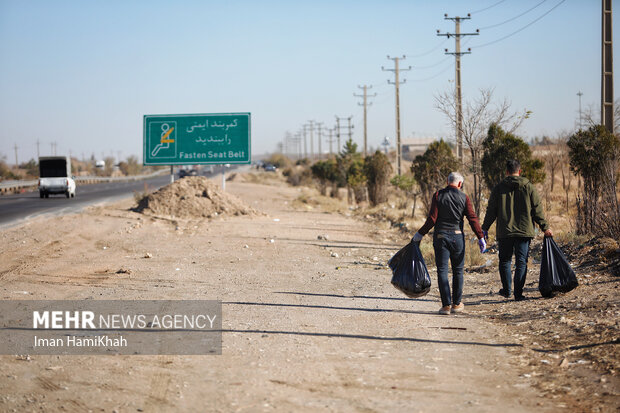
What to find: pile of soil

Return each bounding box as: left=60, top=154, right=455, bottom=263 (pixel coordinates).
left=134, top=176, right=259, bottom=218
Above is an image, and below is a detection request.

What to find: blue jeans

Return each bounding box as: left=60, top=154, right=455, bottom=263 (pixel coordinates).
left=433, top=232, right=465, bottom=307
left=498, top=237, right=531, bottom=298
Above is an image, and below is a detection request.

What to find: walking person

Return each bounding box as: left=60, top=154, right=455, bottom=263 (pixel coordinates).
left=481, top=159, right=552, bottom=301
left=412, top=172, right=486, bottom=315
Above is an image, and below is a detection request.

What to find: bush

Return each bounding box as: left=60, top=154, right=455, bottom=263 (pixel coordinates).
left=481, top=123, right=545, bottom=190
left=411, top=140, right=458, bottom=213
left=567, top=124, right=620, bottom=238
left=265, top=154, right=293, bottom=169
left=364, top=151, right=393, bottom=206
left=311, top=159, right=339, bottom=195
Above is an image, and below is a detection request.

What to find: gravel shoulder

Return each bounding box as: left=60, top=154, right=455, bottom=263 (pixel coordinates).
left=0, top=179, right=593, bottom=412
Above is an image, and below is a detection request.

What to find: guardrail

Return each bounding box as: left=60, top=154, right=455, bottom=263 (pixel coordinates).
left=0, top=169, right=168, bottom=195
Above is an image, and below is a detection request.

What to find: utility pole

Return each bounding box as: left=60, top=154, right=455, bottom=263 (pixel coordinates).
left=326, top=128, right=336, bottom=156
left=354, top=85, right=376, bottom=157
left=438, top=13, right=479, bottom=164
left=346, top=116, right=354, bottom=142
left=602, top=0, right=613, bottom=133
left=382, top=56, right=411, bottom=175
left=577, top=91, right=584, bottom=129
left=316, top=122, right=324, bottom=160
left=36, top=140, right=40, bottom=158
left=335, top=116, right=353, bottom=153
left=13, top=144, right=18, bottom=166
left=302, top=125, right=308, bottom=159
left=335, top=117, right=341, bottom=153
left=307, top=120, right=315, bottom=159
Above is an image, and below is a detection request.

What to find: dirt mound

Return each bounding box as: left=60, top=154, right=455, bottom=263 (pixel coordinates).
left=134, top=176, right=259, bottom=218
left=226, top=172, right=246, bottom=182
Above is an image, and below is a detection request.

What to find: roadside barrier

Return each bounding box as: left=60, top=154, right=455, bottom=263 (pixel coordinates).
left=0, top=170, right=168, bottom=195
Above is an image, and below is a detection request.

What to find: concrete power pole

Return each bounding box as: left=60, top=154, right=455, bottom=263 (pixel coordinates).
left=326, top=128, right=335, bottom=156
left=316, top=122, right=324, bottom=160
left=302, top=125, right=308, bottom=159
left=36, top=139, right=40, bottom=158
left=437, top=13, right=479, bottom=163
left=307, top=120, right=315, bottom=160
left=382, top=55, right=411, bottom=175
left=346, top=116, right=354, bottom=142
left=577, top=91, right=584, bottom=129
left=335, top=117, right=341, bottom=153
left=602, top=0, right=613, bottom=133
left=354, top=85, right=376, bottom=157
left=13, top=144, right=18, bottom=166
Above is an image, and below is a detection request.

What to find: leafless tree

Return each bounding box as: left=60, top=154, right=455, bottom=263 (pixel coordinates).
left=435, top=88, right=531, bottom=215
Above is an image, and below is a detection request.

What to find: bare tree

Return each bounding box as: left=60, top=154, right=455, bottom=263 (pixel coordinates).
left=435, top=88, right=530, bottom=215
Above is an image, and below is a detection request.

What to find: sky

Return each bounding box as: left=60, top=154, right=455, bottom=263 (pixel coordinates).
left=0, top=0, right=616, bottom=164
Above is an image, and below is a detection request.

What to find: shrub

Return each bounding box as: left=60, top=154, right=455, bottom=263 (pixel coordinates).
left=411, top=140, right=458, bottom=213
left=364, top=151, right=393, bottom=206
left=481, top=123, right=545, bottom=190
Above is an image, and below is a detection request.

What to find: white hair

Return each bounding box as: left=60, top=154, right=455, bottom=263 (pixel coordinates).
left=447, top=172, right=464, bottom=185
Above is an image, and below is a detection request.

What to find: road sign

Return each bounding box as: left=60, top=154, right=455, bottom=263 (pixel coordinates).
left=143, top=113, right=251, bottom=165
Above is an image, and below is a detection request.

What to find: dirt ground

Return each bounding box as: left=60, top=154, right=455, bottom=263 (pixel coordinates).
left=0, top=177, right=617, bottom=412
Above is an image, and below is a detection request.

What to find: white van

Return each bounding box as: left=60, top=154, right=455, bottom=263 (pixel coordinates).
left=38, top=156, right=76, bottom=198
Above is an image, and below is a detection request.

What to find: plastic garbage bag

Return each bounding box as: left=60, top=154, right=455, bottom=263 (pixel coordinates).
left=388, top=241, right=432, bottom=298
left=539, top=236, right=578, bottom=298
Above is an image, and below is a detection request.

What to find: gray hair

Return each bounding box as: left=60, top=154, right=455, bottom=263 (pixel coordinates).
left=447, top=172, right=464, bottom=185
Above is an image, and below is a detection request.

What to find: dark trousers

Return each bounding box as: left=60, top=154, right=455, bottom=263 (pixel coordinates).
left=433, top=232, right=465, bottom=307
left=498, top=237, right=532, bottom=298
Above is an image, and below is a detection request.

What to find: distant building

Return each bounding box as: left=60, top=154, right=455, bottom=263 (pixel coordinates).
left=401, top=137, right=439, bottom=160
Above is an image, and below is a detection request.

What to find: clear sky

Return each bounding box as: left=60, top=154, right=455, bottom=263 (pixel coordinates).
left=0, top=0, right=616, bottom=163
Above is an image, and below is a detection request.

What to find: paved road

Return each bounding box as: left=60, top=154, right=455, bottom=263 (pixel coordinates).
left=0, top=167, right=241, bottom=228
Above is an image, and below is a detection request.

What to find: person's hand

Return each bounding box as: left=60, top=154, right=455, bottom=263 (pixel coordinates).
left=478, top=238, right=487, bottom=253
left=483, top=230, right=488, bottom=241
left=544, top=229, right=553, bottom=237
left=412, top=232, right=423, bottom=242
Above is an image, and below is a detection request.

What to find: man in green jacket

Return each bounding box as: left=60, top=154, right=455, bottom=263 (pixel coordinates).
left=482, top=159, right=553, bottom=301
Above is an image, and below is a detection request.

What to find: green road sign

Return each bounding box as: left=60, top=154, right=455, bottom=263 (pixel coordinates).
left=143, top=113, right=251, bottom=165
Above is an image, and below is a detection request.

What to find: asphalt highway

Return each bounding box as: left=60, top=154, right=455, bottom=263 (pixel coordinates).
left=0, top=167, right=238, bottom=228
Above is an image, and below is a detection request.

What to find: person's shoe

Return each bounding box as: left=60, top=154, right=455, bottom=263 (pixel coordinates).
left=451, top=303, right=465, bottom=314
left=498, top=288, right=512, bottom=298
left=438, top=306, right=451, bottom=315
left=514, top=295, right=528, bottom=302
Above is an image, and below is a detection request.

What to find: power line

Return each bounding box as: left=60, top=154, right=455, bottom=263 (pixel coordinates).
left=479, top=0, right=548, bottom=30
left=473, top=0, right=566, bottom=49
left=413, top=55, right=452, bottom=70
left=409, top=61, right=454, bottom=82
left=407, top=38, right=449, bottom=58
left=471, top=0, right=509, bottom=14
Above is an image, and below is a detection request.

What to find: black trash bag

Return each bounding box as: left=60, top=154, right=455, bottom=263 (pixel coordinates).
left=539, top=236, right=579, bottom=298
left=388, top=241, right=432, bottom=298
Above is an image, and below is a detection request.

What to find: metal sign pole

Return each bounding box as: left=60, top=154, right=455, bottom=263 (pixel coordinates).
left=170, top=165, right=174, bottom=183
left=221, top=164, right=226, bottom=192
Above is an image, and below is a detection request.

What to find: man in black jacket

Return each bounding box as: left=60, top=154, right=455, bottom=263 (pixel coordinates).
left=482, top=159, right=552, bottom=301
left=413, top=172, right=486, bottom=315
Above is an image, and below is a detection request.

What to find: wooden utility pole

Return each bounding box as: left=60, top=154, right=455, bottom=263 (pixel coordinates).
left=354, top=85, right=376, bottom=157
left=602, top=0, right=613, bottom=133
left=382, top=56, right=411, bottom=175
left=438, top=13, right=479, bottom=163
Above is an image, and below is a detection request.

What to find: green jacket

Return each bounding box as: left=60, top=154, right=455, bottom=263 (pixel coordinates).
left=482, top=175, right=549, bottom=239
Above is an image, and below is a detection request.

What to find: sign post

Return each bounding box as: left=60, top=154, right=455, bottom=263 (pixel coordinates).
left=143, top=113, right=251, bottom=189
